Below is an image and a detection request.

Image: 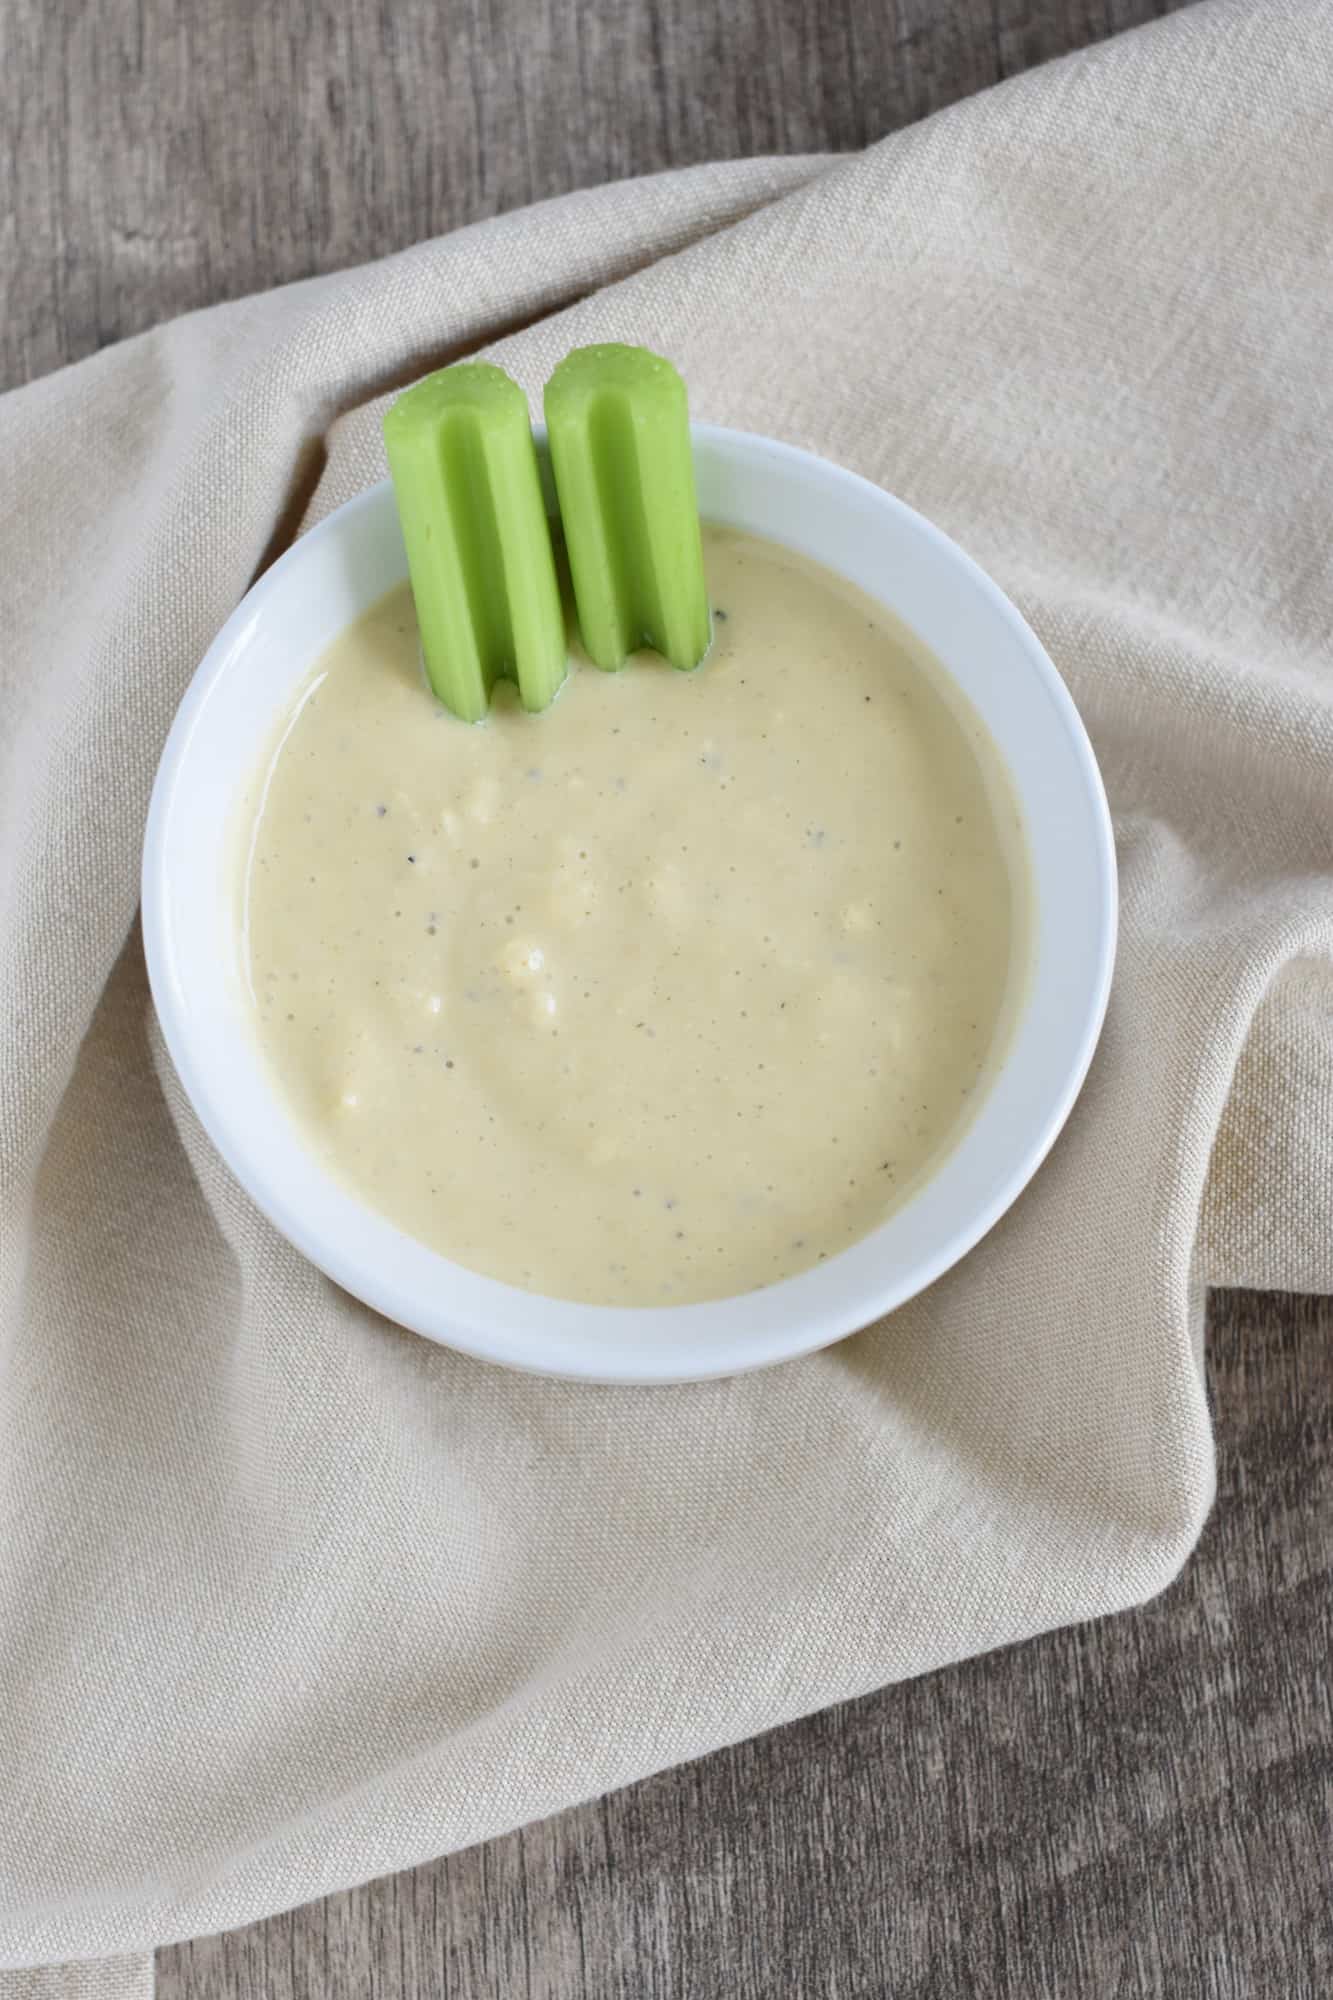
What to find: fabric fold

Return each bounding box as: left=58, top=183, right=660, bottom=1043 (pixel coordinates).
left=1, top=0, right=1329, bottom=1971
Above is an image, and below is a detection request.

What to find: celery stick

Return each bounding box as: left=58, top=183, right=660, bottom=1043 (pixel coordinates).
left=543, top=344, right=711, bottom=674
left=383, top=363, right=565, bottom=722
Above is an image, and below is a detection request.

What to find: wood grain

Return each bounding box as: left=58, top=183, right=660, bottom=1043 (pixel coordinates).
left=4, top=1, right=1188, bottom=394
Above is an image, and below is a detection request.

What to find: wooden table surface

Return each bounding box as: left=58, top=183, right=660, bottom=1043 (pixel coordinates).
left=10, top=3, right=1332, bottom=1995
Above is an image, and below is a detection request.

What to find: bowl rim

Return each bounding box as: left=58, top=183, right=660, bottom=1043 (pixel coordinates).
left=142, top=424, right=1117, bottom=1383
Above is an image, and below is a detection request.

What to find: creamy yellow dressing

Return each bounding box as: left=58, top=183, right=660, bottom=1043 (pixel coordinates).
left=243, top=528, right=1024, bottom=1305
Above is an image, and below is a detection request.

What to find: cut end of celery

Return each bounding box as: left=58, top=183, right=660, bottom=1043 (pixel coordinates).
left=543, top=344, right=711, bottom=675
left=383, top=363, right=566, bottom=722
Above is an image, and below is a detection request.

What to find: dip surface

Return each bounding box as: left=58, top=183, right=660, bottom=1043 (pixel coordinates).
left=244, top=528, right=1023, bottom=1305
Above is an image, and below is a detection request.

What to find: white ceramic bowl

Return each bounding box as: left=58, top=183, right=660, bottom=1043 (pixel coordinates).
left=143, top=426, right=1115, bottom=1383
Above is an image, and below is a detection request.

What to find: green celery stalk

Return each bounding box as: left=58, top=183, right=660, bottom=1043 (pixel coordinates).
left=543, top=344, right=711, bottom=674
left=383, top=362, right=566, bottom=722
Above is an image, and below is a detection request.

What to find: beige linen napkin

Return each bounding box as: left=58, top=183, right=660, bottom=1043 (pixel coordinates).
left=2, top=0, right=1330, bottom=1985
